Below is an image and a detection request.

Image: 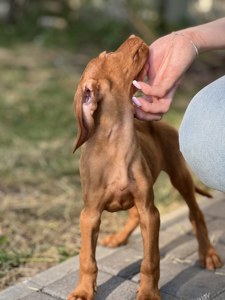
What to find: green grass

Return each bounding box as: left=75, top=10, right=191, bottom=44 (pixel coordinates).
left=0, top=43, right=78, bottom=187
left=0, top=250, right=32, bottom=275
left=0, top=40, right=84, bottom=288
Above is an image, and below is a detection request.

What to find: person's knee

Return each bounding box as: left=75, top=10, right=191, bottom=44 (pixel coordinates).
left=179, top=76, right=225, bottom=192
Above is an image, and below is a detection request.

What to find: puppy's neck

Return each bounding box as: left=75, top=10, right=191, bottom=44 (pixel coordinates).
left=94, top=95, right=135, bottom=142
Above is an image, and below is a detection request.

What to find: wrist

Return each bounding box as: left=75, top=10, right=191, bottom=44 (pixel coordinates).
left=178, top=18, right=225, bottom=53
left=176, top=29, right=205, bottom=54
left=173, top=32, right=199, bottom=56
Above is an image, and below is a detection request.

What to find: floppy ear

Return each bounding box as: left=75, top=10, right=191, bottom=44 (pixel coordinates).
left=73, top=79, right=99, bottom=152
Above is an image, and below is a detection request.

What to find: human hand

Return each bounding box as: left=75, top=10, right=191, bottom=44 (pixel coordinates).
left=133, top=32, right=198, bottom=121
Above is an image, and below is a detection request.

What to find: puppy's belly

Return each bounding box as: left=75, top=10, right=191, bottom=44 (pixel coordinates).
left=104, top=191, right=134, bottom=212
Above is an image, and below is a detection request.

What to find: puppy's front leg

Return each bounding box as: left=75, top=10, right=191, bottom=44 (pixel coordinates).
left=68, top=208, right=101, bottom=300
left=135, top=188, right=160, bottom=300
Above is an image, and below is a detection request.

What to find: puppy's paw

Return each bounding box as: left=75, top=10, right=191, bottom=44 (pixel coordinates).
left=67, top=288, right=94, bottom=300
left=200, top=247, right=223, bottom=270
left=137, top=289, right=160, bottom=300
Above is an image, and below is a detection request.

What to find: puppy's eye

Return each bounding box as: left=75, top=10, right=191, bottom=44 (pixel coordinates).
left=83, top=88, right=92, bottom=104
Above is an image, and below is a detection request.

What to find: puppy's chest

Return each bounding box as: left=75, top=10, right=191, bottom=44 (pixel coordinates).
left=81, top=154, right=138, bottom=212
left=103, top=165, right=136, bottom=212
left=103, top=173, right=135, bottom=212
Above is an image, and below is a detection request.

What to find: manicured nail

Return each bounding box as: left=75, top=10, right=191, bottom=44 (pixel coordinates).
left=133, top=80, right=142, bottom=89
left=132, top=96, right=142, bottom=107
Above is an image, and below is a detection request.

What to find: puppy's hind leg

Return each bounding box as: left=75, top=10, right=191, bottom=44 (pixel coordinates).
left=168, top=163, right=222, bottom=270
left=100, top=206, right=139, bottom=248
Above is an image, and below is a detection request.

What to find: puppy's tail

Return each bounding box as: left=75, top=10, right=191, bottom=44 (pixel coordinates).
left=195, top=186, right=212, bottom=198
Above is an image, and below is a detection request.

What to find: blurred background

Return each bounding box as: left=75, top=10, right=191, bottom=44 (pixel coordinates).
left=0, top=0, right=225, bottom=290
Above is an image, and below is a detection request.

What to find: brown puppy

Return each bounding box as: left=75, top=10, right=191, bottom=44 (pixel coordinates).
left=69, top=36, right=222, bottom=300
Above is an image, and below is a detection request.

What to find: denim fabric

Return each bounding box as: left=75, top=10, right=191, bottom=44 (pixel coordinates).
left=179, top=76, right=225, bottom=192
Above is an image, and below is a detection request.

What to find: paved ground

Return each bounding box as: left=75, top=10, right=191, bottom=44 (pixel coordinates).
left=1, top=191, right=225, bottom=300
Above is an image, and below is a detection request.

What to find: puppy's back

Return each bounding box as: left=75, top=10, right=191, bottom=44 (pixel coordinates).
left=134, top=120, right=182, bottom=178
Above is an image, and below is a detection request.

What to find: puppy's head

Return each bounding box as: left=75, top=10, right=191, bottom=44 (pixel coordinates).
left=74, top=35, right=149, bottom=151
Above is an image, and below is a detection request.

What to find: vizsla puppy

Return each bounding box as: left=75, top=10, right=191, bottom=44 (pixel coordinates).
left=69, top=36, right=222, bottom=300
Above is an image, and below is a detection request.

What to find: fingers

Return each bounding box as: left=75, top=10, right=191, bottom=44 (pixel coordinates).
left=138, top=82, right=167, bottom=98
left=132, top=96, right=172, bottom=114
left=133, top=79, right=176, bottom=99
left=132, top=81, right=177, bottom=121
left=134, top=107, right=162, bottom=121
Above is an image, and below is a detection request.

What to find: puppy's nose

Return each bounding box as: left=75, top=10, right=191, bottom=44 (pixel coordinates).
left=129, top=34, right=136, bottom=39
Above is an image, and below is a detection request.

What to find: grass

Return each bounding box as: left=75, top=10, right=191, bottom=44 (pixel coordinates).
left=0, top=41, right=83, bottom=288
left=0, top=15, right=224, bottom=290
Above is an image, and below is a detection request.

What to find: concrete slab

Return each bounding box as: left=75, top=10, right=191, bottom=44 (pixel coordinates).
left=98, top=247, right=142, bottom=279
left=20, top=293, right=56, bottom=300
left=0, top=282, right=39, bottom=300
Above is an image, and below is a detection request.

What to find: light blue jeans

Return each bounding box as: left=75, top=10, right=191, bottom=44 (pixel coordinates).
left=179, top=76, right=225, bottom=192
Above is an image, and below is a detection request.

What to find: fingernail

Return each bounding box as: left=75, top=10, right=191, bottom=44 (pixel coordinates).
left=132, top=96, right=142, bottom=107
left=133, top=80, right=141, bottom=89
